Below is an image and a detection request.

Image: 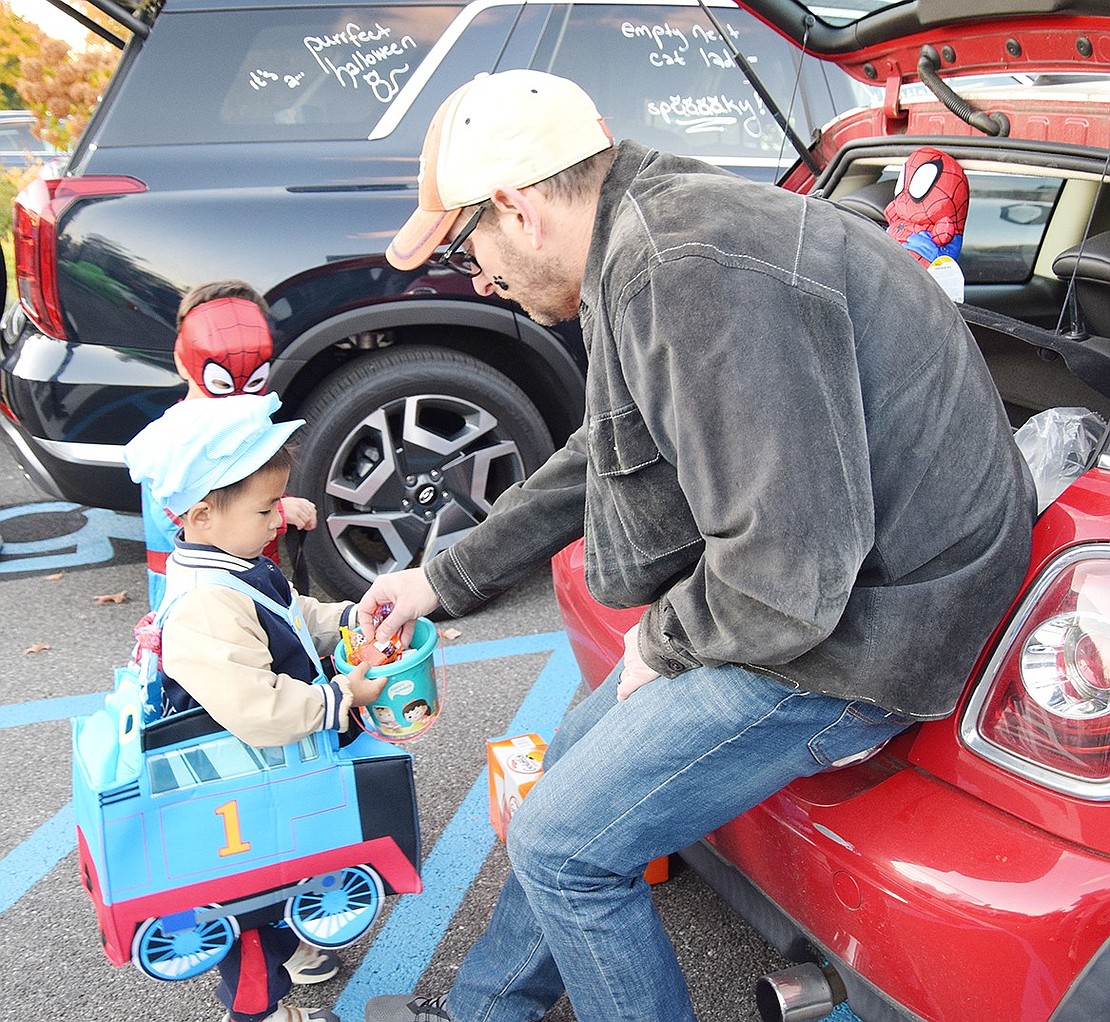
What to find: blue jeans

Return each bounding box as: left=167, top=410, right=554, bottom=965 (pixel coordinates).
left=445, top=662, right=911, bottom=1022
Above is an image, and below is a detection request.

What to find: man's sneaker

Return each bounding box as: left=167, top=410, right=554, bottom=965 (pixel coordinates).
left=222, top=1003, right=338, bottom=1022
left=283, top=941, right=340, bottom=985
left=363, top=994, right=452, bottom=1022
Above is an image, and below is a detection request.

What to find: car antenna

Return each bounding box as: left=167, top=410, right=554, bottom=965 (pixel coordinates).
left=692, top=0, right=821, bottom=177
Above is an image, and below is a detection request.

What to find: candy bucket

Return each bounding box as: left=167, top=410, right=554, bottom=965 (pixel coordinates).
left=334, top=617, right=440, bottom=741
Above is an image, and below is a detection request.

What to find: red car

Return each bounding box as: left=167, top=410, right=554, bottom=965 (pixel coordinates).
left=552, top=2, right=1110, bottom=1020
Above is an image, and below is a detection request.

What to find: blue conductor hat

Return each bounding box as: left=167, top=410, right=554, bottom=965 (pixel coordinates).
left=124, top=393, right=303, bottom=515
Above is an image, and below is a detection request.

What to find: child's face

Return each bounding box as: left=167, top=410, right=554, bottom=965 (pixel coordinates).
left=201, top=467, right=289, bottom=559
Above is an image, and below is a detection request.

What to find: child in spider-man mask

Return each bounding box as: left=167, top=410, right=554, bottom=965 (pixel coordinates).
left=138, top=280, right=317, bottom=607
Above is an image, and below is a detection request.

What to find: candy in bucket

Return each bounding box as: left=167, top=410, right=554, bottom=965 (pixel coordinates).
left=335, top=607, right=442, bottom=741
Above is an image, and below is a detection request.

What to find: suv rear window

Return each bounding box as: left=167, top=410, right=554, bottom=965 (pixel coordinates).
left=97, top=5, right=459, bottom=144
left=95, top=0, right=871, bottom=174
left=538, top=4, right=871, bottom=174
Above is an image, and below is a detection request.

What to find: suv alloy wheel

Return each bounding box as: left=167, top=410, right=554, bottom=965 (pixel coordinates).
left=293, top=346, right=553, bottom=593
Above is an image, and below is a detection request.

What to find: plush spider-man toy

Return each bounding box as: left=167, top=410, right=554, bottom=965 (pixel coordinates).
left=884, top=146, right=969, bottom=268
left=175, top=297, right=273, bottom=396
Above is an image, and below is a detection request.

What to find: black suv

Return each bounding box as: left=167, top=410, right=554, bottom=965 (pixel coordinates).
left=0, top=0, right=868, bottom=598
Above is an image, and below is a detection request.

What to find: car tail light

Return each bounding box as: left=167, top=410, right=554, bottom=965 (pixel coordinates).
left=963, top=545, right=1110, bottom=798
left=13, top=173, right=146, bottom=338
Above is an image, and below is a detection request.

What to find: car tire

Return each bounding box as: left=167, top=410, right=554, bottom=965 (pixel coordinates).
left=292, top=345, right=555, bottom=599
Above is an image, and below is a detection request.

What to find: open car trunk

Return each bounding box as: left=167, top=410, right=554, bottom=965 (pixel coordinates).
left=812, top=136, right=1110, bottom=426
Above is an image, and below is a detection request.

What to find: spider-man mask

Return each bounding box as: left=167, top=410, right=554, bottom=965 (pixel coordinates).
left=884, top=147, right=969, bottom=268
left=175, top=297, right=273, bottom=396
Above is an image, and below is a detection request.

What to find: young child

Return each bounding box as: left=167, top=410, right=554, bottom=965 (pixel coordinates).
left=124, top=393, right=386, bottom=1022
left=140, top=279, right=317, bottom=608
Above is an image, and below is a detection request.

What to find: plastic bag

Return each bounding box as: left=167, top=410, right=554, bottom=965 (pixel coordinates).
left=1014, top=407, right=1106, bottom=513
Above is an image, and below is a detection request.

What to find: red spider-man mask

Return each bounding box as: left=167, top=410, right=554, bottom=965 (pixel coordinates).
left=175, top=297, right=273, bottom=397
left=884, top=146, right=969, bottom=267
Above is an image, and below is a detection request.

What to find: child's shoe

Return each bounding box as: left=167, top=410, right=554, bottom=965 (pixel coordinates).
left=223, top=1004, right=338, bottom=1022
left=283, top=941, right=340, bottom=984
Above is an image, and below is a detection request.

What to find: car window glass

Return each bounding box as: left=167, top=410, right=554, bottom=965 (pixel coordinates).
left=97, top=6, right=458, bottom=144
left=372, top=4, right=524, bottom=148
left=874, top=168, right=1064, bottom=284
left=963, top=173, right=1063, bottom=284
left=532, top=4, right=875, bottom=181
left=0, top=121, right=44, bottom=152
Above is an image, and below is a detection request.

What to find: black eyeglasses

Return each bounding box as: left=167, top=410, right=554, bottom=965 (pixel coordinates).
left=436, top=202, right=487, bottom=277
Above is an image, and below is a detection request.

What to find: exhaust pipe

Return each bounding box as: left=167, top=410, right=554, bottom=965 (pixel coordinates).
left=754, top=962, right=848, bottom=1022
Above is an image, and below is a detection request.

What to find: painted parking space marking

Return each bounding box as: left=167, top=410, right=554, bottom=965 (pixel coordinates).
left=0, top=801, right=76, bottom=915
left=0, top=692, right=106, bottom=729
left=0, top=503, right=144, bottom=573
left=0, top=625, right=862, bottom=1022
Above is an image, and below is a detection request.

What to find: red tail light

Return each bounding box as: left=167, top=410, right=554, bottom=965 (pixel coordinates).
left=963, top=546, right=1110, bottom=797
left=13, top=173, right=146, bottom=338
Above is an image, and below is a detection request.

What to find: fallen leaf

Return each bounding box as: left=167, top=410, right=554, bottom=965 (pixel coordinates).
left=93, top=590, right=128, bottom=604
left=439, top=627, right=462, bottom=640
left=45, top=573, right=64, bottom=581
left=22, top=643, right=52, bottom=655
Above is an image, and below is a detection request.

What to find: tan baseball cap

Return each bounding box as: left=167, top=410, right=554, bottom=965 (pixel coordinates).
left=387, top=69, right=614, bottom=271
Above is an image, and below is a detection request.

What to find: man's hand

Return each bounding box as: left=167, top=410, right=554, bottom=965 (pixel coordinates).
left=280, top=495, right=318, bottom=530
left=357, top=568, right=440, bottom=645
left=616, top=622, right=661, bottom=700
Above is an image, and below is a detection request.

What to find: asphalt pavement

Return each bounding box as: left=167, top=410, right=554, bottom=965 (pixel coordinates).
left=0, top=442, right=821, bottom=1022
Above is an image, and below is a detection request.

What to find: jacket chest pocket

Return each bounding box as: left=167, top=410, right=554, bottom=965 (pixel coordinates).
left=587, top=406, right=701, bottom=572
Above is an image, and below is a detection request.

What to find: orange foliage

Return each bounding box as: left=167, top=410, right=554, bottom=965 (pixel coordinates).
left=17, top=32, right=121, bottom=150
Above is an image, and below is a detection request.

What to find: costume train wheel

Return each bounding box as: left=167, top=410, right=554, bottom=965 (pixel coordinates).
left=283, top=865, right=384, bottom=949
left=131, top=908, right=239, bottom=981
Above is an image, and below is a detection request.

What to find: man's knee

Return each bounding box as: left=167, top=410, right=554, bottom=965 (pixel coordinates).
left=504, top=789, right=555, bottom=878
left=543, top=679, right=617, bottom=769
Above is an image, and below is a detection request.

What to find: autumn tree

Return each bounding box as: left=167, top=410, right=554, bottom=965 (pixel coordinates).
left=17, top=14, right=122, bottom=151
left=0, top=1, right=47, bottom=109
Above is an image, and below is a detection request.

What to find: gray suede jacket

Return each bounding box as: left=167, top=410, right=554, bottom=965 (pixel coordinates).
left=426, top=141, right=1036, bottom=719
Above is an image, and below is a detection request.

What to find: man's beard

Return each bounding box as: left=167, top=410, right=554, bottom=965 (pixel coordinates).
left=490, top=232, right=581, bottom=326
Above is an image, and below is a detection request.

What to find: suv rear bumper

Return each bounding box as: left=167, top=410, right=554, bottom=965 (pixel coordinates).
left=0, top=409, right=133, bottom=508
left=0, top=410, right=66, bottom=501
left=1, top=309, right=177, bottom=511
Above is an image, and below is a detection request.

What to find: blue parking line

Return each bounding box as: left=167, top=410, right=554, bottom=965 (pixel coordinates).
left=0, top=693, right=106, bottom=729
left=0, top=629, right=862, bottom=1022
left=439, top=631, right=569, bottom=665
left=0, top=801, right=75, bottom=914
left=335, top=634, right=583, bottom=1019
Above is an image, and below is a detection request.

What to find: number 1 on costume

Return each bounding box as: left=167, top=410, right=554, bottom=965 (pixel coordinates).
left=215, top=800, right=252, bottom=856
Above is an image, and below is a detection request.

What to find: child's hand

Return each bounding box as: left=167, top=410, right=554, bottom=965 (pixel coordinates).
left=338, top=660, right=388, bottom=707
left=281, top=495, right=318, bottom=530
